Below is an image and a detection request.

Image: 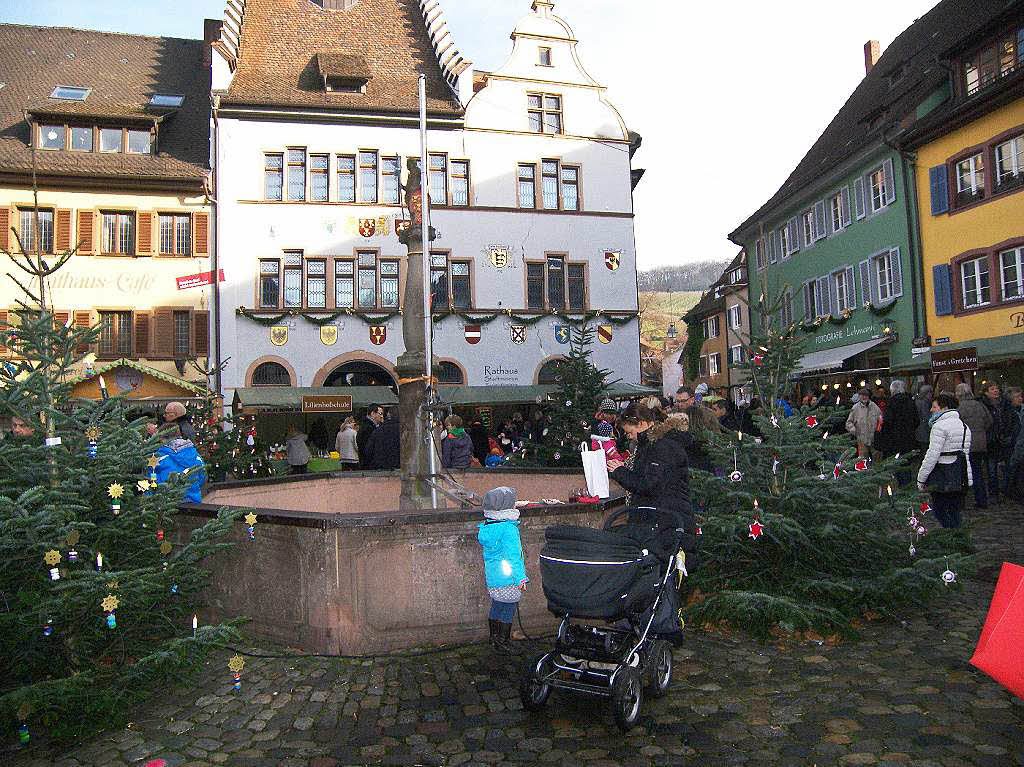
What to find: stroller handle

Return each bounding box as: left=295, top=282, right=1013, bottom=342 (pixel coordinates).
left=603, top=506, right=687, bottom=535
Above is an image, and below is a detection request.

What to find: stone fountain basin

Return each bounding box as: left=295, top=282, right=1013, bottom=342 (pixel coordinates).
left=180, top=469, right=623, bottom=655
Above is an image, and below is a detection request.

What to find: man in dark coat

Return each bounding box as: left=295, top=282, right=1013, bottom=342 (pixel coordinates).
left=878, top=380, right=920, bottom=457
left=981, top=383, right=1017, bottom=499
left=357, top=405, right=384, bottom=468
left=366, top=411, right=400, bottom=470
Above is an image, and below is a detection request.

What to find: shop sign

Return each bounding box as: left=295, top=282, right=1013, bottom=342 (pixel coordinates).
left=931, top=347, right=978, bottom=374
left=301, top=395, right=353, bottom=413
left=483, top=364, right=520, bottom=385
left=176, top=269, right=225, bottom=290
left=1011, top=311, right=1024, bottom=329
left=813, top=322, right=878, bottom=347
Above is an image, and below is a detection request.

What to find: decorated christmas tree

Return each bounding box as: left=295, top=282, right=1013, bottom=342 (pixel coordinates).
left=520, top=322, right=614, bottom=467
left=1, top=205, right=242, bottom=744
left=685, top=293, right=973, bottom=640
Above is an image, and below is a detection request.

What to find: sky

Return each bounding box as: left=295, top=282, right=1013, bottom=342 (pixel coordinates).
left=3, top=0, right=941, bottom=271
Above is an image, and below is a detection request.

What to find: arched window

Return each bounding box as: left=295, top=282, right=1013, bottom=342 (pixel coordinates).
left=537, top=358, right=565, bottom=385
left=437, top=361, right=464, bottom=385
left=252, top=361, right=291, bottom=386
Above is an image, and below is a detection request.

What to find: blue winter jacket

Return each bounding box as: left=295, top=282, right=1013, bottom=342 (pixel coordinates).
left=477, top=519, right=529, bottom=590
left=154, top=438, right=206, bottom=503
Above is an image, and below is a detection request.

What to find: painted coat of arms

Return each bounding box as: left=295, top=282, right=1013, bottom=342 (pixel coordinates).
left=554, top=324, right=571, bottom=345
left=270, top=326, right=288, bottom=346
left=369, top=325, right=387, bottom=345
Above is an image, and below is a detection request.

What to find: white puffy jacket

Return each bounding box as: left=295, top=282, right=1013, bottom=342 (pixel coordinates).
left=917, top=410, right=973, bottom=489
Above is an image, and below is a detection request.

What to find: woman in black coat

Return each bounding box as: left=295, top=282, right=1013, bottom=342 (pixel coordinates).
left=607, top=402, right=693, bottom=531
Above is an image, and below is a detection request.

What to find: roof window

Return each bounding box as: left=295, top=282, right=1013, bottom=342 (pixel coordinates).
left=149, top=94, right=184, bottom=107
left=50, top=85, right=90, bottom=101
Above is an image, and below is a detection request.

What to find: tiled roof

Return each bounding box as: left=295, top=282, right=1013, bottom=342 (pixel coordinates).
left=315, top=52, right=372, bottom=80
left=0, top=24, right=210, bottom=184
left=730, top=0, right=1015, bottom=239
left=66, top=358, right=203, bottom=392
left=222, top=0, right=463, bottom=116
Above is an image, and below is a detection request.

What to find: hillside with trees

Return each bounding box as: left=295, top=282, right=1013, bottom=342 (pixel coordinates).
left=637, top=260, right=731, bottom=292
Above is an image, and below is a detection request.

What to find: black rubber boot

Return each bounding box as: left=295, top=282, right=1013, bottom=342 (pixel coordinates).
left=488, top=619, right=501, bottom=648
left=494, top=620, right=516, bottom=654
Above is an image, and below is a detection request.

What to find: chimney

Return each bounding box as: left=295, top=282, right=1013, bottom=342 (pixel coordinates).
left=203, top=18, right=222, bottom=67
left=864, top=40, right=880, bottom=75
left=532, top=1, right=554, bottom=17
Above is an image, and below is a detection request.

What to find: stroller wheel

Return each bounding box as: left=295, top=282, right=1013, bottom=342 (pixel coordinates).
left=611, top=666, right=642, bottom=731
left=520, top=653, right=553, bottom=712
left=645, top=640, right=672, bottom=698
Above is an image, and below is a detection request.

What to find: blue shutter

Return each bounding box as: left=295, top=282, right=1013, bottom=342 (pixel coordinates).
left=803, top=282, right=813, bottom=320
left=814, top=201, right=826, bottom=240
left=883, top=158, right=896, bottom=205
left=789, top=217, right=800, bottom=252
left=846, top=266, right=856, bottom=308
left=817, top=276, right=831, bottom=316
left=859, top=259, right=871, bottom=306
left=890, top=247, right=903, bottom=297
left=854, top=178, right=866, bottom=219
left=840, top=186, right=852, bottom=227
left=868, top=256, right=880, bottom=304
left=933, top=264, right=954, bottom=316
left=929, top=165, right=949, bottom=215
left=768, top=231, right=777, bottom=264
left=828, top=272, right=839, bottom=315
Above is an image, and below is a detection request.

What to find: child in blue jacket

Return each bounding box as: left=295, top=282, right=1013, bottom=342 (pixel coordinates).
left=477, top=486, right=528, bottom=652
left=154, top=423, right=206, bottom=503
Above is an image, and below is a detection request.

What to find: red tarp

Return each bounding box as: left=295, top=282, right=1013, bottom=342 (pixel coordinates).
left=969, top=562, right=1024, bottom=699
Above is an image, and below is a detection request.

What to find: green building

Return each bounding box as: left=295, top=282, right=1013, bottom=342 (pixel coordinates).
left=729, top=0, right=1009, bottom=393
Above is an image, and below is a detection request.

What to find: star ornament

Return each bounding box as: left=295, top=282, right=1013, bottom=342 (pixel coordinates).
left=43, top=549, right=61, bottom=566
left=107, top=483, right=125, bottom=499
left=228, top=654, right=245, bottom=672
left=805, top=416, right=818, bottom=428
left=854, top=459, right=869, bottom=472
left=748, top=520, right=765, bottom=540
left=147, top=455, right=162, bottom=469
left=137, top=479, right=152, bottom=493
left=100, top=594, right=119, bottom=613
left=244, top=513, right=258, bottom=526
left=85, top=426, right=101, bottom=441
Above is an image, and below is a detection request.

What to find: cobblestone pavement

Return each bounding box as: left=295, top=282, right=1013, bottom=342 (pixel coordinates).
left=15, top=501, right=1024, bottom=767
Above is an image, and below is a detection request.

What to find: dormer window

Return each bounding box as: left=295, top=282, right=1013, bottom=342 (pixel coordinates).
left=35, top=120, right=154, bottom=155
left=309, top=0, right=360, bottom=8
left=315, top=52, right=371, bottom=94
left=149, top=94, right=184, bottom=108
left=39, top=125, right=65, bottom=150
left=50, top=85, right=90, bottom=101
left=538, top=47, right=553, bottom=66
left=325, top=77, right=366, bottom=94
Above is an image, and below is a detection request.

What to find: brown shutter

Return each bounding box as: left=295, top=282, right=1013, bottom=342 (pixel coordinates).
left=193, top=212, right=209, bottom=256
left=77, top=210, right=94, bottom=254
left=54, top=209, right=72, bottom=252
left=193, top=310, right=209, bottom=357
left=0, top=207, right=10, bottom=251
left=53, top=311, right=70, bottom=330
left=152, top=307, right=173, bottom=358
left=134, top=311, right=151, bottom=358
left=138, top=212, right=154, bottom=256
left=73, top=310, right=92, bottom=353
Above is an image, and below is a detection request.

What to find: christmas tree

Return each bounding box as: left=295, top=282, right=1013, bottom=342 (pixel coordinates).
left=685, top=293, right=973, bottom=640
left=1, top=203, right=242, bottom=744
left=519, top=322, right=614, bottom=467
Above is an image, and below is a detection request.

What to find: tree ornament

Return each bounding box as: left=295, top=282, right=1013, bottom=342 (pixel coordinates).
left=67, top=548, right=78, bottom=563
left=66, top=530, right=80, bottom=547
left=909, top=544, right=916, bottom=557
left=156, top=529, right=164, bottom=542
left=833, top=462, right=842, bottom=479
left=160, top=541, right=172, bottom=555
left=244, top=512, right=258, bottom=540
left=85, top=426, right=100, bottom=458
left=228, top=654, right=245, bottom=690
left=96, top=551, right=104, bottom=571
left=770, top=415, right=779, bottom=428
left=854, top=459, right=869, bottom=472
left=553, top=451, right=562, bottom=461
left=748, top=519, right=765, bottom=540
left=940, top=560, right=957, bottom=585
left=18, top=723, right=29, bottom=745
left=917, top=525, right=927, bottom=535
left=908, top=515, right=919, bottom=528
left=752, top=354, right=764, bottom=366
left=805, top=415, right=818, bottom=428
left=137, top=479, right=152, bottom=494
left=772, top=455, right=780, bottom=475
left=920, top=501, right=932, bottom=514
left=108, top=482, right=124, bottom=515
left=101, top=594, right=119, bottom=628
left=44, top=549, right=61, bottom=580
left=43, top=619, right=53, bottom=637
left=565, top=400, right=572, bottom=407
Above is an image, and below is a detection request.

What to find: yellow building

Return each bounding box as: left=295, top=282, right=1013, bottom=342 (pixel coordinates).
left=0, top=24, right=214, bottom=402
left=906, top=12, right=1024, bottom=384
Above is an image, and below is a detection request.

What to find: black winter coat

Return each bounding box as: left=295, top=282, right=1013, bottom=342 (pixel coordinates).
left=610, top=416, right=692, bottom=529
left=356, top=418, right=377, bottom=468
left=878, top=392, right=920, bottom=456
left=366, top=419, right=401, bottom=470
left=983, top=396, right=1018, bottom=458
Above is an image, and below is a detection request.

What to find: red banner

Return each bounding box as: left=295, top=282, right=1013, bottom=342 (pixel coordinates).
left=176, top=270, right=225, bottom=290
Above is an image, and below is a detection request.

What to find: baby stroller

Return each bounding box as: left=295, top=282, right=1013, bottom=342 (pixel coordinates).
left=520, top=506, right=694, bottom=731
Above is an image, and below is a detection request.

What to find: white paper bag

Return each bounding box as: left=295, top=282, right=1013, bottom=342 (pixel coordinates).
left=580, top=443, right=610, bottom=499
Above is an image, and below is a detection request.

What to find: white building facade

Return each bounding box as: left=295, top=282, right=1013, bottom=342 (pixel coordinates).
left=212, top=0, right=641, bottom=401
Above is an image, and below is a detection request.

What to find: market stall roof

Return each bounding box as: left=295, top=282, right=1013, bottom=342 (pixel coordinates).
left=794, top=337, right=890, bottom=375
left=66, top=358, right=204, bottom=393
left=232, top=383, right=659, bottom=412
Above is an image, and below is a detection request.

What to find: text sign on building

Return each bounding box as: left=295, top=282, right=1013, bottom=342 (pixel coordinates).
left=300, top=395, right=353, bottom=413
left=931, top=347, right=978, bottom=374
left=176, top=269, right=226, bottom=290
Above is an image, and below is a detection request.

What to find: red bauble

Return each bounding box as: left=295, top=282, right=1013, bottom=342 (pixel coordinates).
left=748, top=520, right=765, bottom=540
left=752, top=354, right=765, bottom=366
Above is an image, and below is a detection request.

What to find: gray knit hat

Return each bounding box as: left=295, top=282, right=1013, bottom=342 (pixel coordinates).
left=483, top=486, right=517, bottom=512
left=599, top=398, right=617, bottom=413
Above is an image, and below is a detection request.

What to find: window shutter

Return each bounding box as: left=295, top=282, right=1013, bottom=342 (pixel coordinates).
left=76, top=210, right=94, bottom=254
left=890, top=248, right=903, bottom=297
left=828, top=273, right=839, bottom=315
left=788, top=217, right=799, bottom=253
left=152, top=308, right=173, bottom=358
left=814, top=201, right=826, bottom=240
left=54, top=208, right=72, bottom=252
left=134, top=311, right=151, bottom=358
left=194, top=212, right=209, bottom=256
left=53, top=311, right=70, bottom=329
left=803, top=282, right=813, bottom=321
left=883, top=158, right=896, bottom=204
left=768, top=231, right=777, bottom=264
left=193, top=310, right=209, bottom=357
left=868, top=257, right=880, bottom=305
left=933, top=264, right=954, bottom=315
left=73, top=310, right=92, bottom=353
left=859, top=260, right=871, bottom=307
left=840, top=186, right=852, bottom=227
left=929, top=165, right=949, bottom=215
left=137, top=212, right=155, bottom=256
left=854, top=179, right=866, bottom=220
left=0, top=207, right=8, bottom=251
left=845, top=267, right=856, bottom=307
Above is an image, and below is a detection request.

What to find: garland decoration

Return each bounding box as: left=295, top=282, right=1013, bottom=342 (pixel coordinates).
left=236, top=308, right=402, bottom=326
left=237, top=306, right=637, bottom=329
left=828, top=308, right=853, bottom=325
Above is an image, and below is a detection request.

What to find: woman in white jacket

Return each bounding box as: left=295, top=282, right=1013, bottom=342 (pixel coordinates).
left=917, top=391, right=973, bottom=528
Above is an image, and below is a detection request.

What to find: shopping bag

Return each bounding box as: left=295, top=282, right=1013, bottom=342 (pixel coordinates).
left=580, top=443, right=610, bottom=499
left=969, top=562, right=1024, bottom=700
